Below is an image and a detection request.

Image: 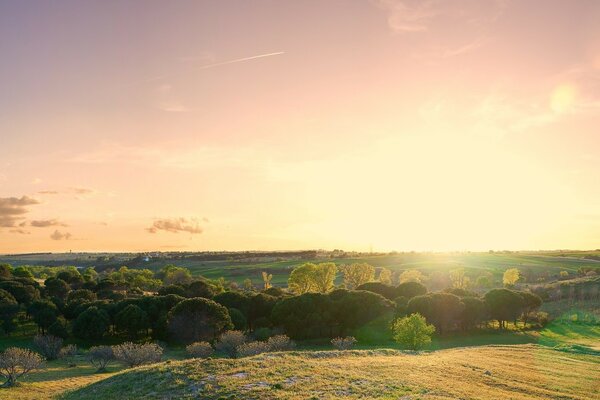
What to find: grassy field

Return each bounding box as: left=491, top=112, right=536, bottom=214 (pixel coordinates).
left=58, top=345, right=600, bottom=400
left=1, top=320, right=597, bottom=400
left=2, top=251, right=599, bottom=286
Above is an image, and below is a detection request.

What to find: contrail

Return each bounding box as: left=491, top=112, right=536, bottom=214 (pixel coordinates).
left=144, top=51, right=284, bottom=83
left=198, top=52, right=284, bottom=70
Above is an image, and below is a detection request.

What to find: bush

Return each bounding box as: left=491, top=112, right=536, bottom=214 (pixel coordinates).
left=215, top=330, right=247, bottom=358
left=331, top=336, right=357, bottom=350
left=266, top=334, right=295, bottom=352
left=392, top=313, right=435, bottom=350
left=59, top=344, right=78, bottom=367
left=0, top=347, right=44, bottom=387
left=112, top=342, right=163, bottom=368
left=88, top=346, right=114, bottom=372
left=33, top=334, right=63, bottom=360
left=185, top=342, right=214, bottom=359
left=252, top=327, right=272, bottom=341
left=236, top=341, right=270, bottom=357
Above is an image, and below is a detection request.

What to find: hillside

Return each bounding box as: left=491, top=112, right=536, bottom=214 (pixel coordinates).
left=61, top=345, right=600, bottom=400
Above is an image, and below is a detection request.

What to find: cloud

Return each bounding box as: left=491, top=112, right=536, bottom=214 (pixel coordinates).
left=376, top=0, right=508, bottom=33
left=38, top=190, right=59, bottom=195
left=30, top=219, right=68, bottom=228
left=10, top=228, right=30, bottom=235
left=0, top=196, right=39, bottom=227
left=376, top=0, right=439, bottom=32
left=71, top=187, right=94, bottom=195
left=146, top=217, right=204, bottom=234
left=31, top=178, right=42, bottom=185
left=50, top=230, right=72, bottom=240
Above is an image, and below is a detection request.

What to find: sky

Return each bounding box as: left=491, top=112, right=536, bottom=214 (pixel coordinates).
left=1, top=0, right=599, bottom=253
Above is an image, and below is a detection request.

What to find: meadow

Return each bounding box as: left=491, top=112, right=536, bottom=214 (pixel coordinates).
left=0, top=250, right=598, bottom=399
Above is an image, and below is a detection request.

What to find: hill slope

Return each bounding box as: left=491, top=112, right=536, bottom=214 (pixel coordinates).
left=61, top=344, right=599, bottom=400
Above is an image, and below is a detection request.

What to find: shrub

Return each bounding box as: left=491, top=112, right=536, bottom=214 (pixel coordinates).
left=215, top=330, right=247, bottom=358
left=331, top=336, right=357, bottom=350
left=185, top=342, right=214, bottom=359
left=252, top=327, right=272, bottom=341
left=392, top=313, right=435, bottom=350
left=236, top=341, right=270, bottom=357
left=59, top=344, right=78, bottom=367
left=0, top=347, right=44, bottom=387
left=88, top=346, right=114, bottom=372
left=266, top=334, right=295, bottom=352
left=33, top=334, right=63, bottom=360
left=112, top=342, right=163, bottom=368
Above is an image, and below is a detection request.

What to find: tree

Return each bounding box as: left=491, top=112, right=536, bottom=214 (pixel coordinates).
left=311, top=263, right=337, bottom=293
left=399, top=270, right=426, bottom=284
left=378, top=267, right=392, bottom=285
left=459, top=297, right=486, bottom=331
left=168, top=298, right=233, bottom=343
left=72, top=306, right=110, bottom=340
left=407, top=293, right=463, bottom=334
left=12, top=267, right=33, bottom=279
left=396, top=281, right=427, bottom=299
left=356, top=282, right=397, bottom=300
left=44, top=278, right=70, bottom=301
left=0, top=264, right=13, bottom=279
left=0, top=281, right=40, bottom=305
left=115, top=304, right=149, bottom=339
left=503, top=268, right=520, bottom=287
left=186, top=280, right=218, bottom=298
left=449, top=268, right=470, bottom=289
left=67, top=289, right=97, bottom=304
left=392, top=313, right=435, bottom=350
left=0, top=289, right=19, bottom=335
left=243, top=278, right=255, bottom=291
left=484, top=288, right=524, bottom=329
left=341, top=263, right=374, bottom=289
left=288, top=263, right=316, bottom=294
left=28, top=300, right=58, bottom=334
left=519, top=291, right=542, bottom=327
left=0, top=348, right=44, bottom=387
left=261, top=272, right=273, bottom=290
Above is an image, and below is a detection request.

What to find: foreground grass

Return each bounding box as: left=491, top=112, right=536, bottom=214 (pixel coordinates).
left=59, top=344, right=599, bottom=400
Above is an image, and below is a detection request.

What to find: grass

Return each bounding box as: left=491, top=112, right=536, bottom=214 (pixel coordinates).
left=58, top=344, right=600, bottom=400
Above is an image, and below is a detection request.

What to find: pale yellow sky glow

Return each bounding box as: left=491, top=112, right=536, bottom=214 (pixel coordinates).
left=1, top=1, right=599, bottom=253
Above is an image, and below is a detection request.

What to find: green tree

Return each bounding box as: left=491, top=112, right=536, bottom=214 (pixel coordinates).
left=449, top=268, right=470, bottom=289
left=399, top=269, right=426, bottom=284
left=288, top=263, right=317, bottom=294
left=168, top=298, right=233, bottom=343
left=341, top=263, right=374, bottom=289
left=484, top=288, right=524, bottom=329
left=72, top=306, right=110, bottom=340
left=28, top=300, right=58, bottom=334
left=12, top=267, right=33, bottom=279
left=312, top=263, right=337, bottom=293
left=378, top=267, right=392, bottom=285
left=392, top=313, right=435, bottom=350
left=0, top=289, right=19, bottom=335
left=261, top=272, right=273, bottom=290
left=503, top=268, right=520, bottom=287
left=115, top=304, right=149, bottom=339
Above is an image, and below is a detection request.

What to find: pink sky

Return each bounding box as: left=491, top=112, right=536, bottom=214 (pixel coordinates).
left=1, top=0, right=599, bottom=252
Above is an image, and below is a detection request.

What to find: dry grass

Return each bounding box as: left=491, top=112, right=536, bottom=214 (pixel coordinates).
left=59, top=344, right=600, bottom=400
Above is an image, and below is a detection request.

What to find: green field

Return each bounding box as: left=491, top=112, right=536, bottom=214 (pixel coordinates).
left=2, top=251, right=599, bottom=286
